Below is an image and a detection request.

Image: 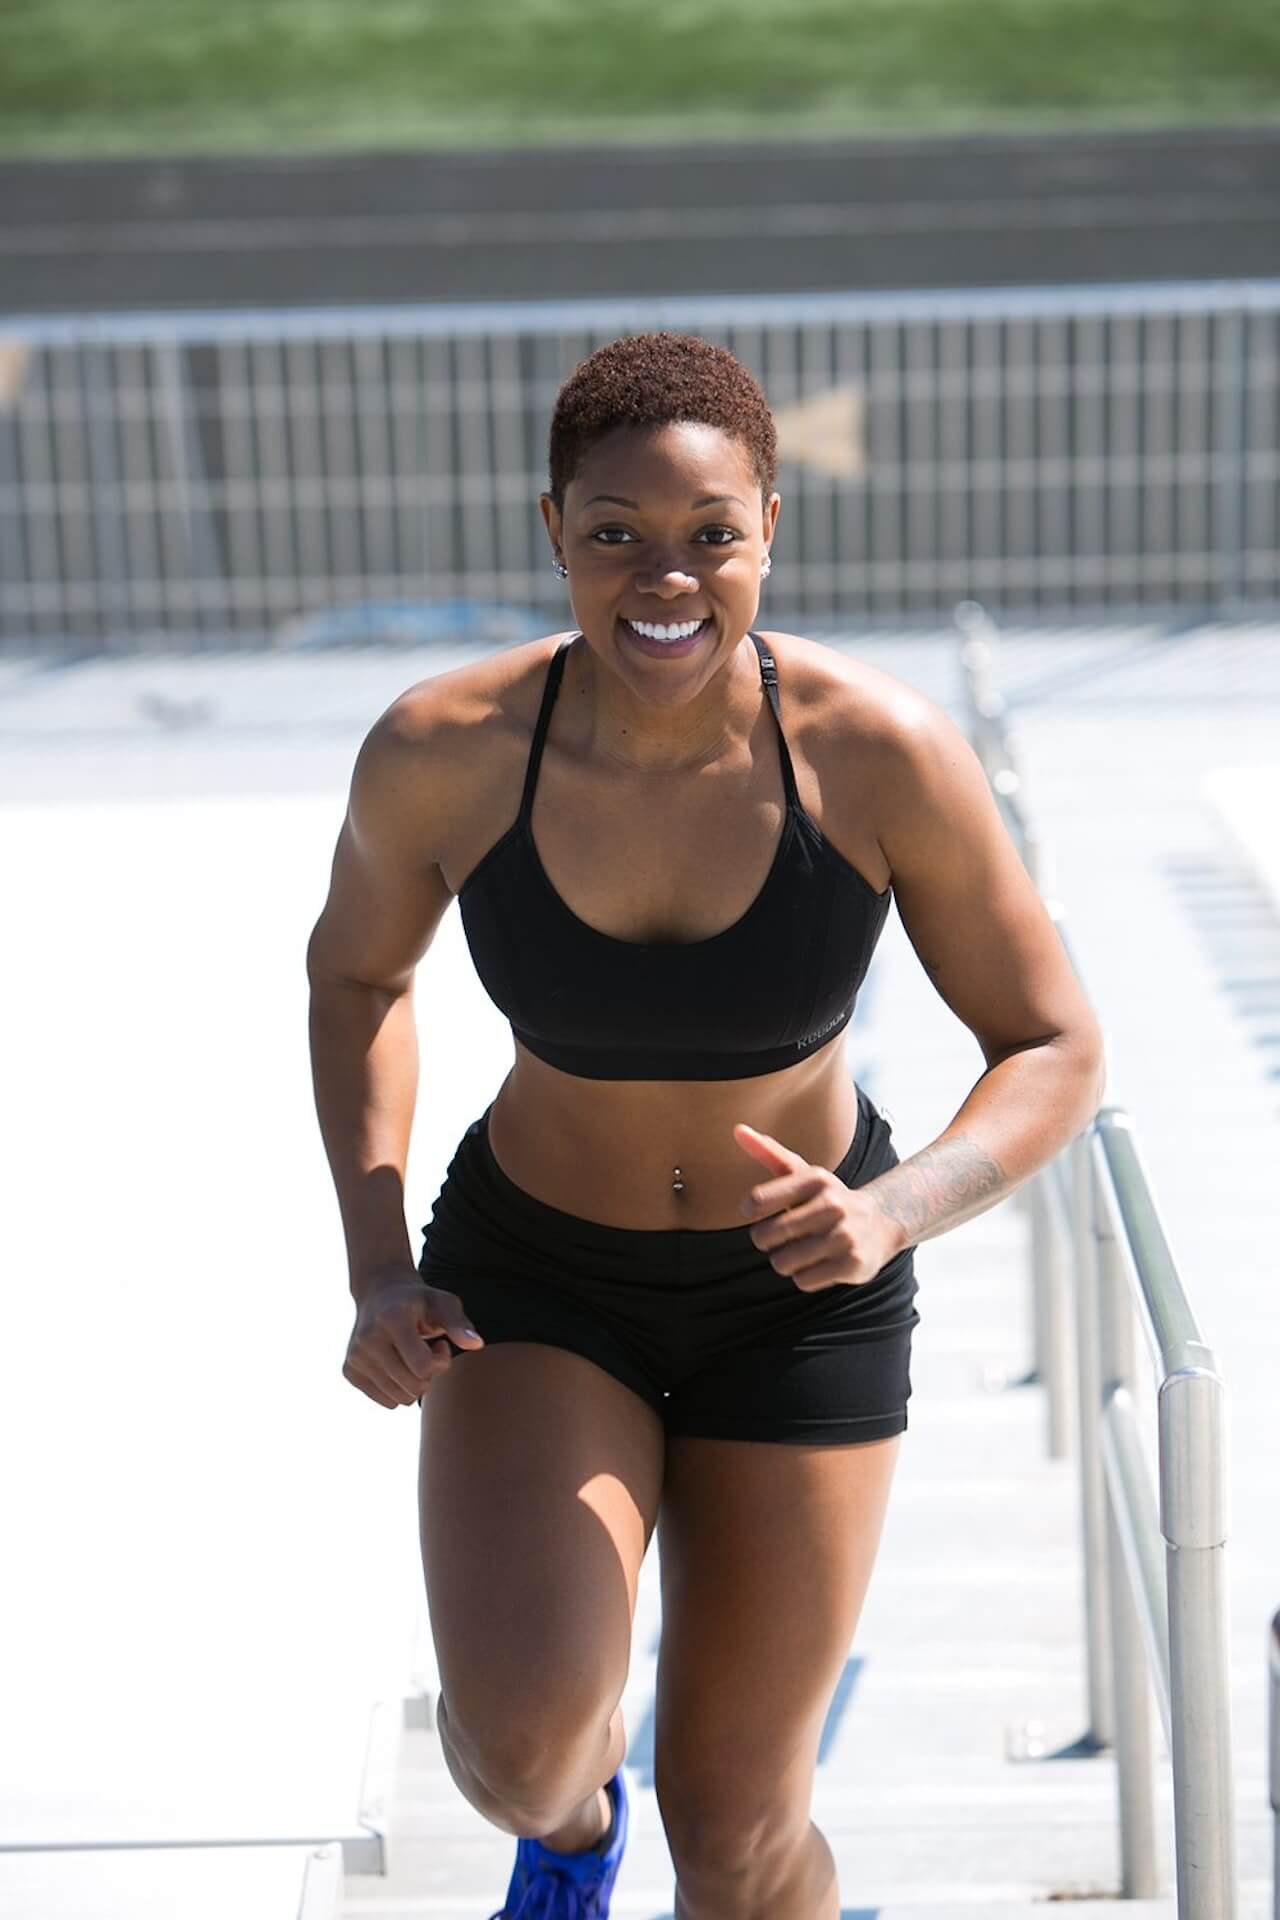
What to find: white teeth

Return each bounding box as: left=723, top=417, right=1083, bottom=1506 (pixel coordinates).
left=625, top=617, right=706, bottom=642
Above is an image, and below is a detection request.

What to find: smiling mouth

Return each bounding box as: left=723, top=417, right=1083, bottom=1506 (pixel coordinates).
left=621, top=615, right=710, bottom=643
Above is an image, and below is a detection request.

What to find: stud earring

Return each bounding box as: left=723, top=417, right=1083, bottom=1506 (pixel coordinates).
left=552, top=559, right=568, bottom=579
left=761, top=554, right=772, bottom=578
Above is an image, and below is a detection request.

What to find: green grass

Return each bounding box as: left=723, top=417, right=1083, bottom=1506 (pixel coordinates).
left=2, top=0, right=1279, bottom=157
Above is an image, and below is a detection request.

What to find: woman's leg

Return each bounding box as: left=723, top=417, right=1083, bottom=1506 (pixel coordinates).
left=653, top=1430, right=903, bottom=1920
left=419, top=1341, right=665, bottom=1845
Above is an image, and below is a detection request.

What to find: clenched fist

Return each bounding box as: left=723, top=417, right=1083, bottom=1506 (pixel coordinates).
left=344, top=1270, right=485, bottom=1408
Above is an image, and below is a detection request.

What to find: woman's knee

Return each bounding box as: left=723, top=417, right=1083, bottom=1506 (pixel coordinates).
left=442, top=1690, right=622, bottom=1832
left=439, top=1625, right=623, bottom=1778
left=654, top=1757, right=811, bottom=1889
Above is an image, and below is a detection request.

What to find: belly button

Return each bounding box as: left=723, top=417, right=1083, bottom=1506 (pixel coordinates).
left=672, top=1166, right=686, bottom=1194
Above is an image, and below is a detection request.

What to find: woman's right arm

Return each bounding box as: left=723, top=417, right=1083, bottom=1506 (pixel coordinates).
left=306, top=699, right=485, bottom=1407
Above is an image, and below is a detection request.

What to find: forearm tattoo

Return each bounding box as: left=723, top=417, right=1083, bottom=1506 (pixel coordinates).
left=870, top=1133, right=1008, bottom=1245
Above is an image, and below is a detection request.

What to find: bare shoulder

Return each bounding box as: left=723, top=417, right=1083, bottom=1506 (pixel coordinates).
left=369, top=628, right=574, bottom=755
left=352, top=631, right=574, bottom=867
left=756, top=626, right=950, bottom=768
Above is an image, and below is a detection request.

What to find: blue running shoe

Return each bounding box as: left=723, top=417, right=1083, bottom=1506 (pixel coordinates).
left=489, top=1766, right=629, bottom=1918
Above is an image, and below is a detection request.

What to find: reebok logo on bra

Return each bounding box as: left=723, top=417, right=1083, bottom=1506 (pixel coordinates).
left=797, top=1010, right=847, bottom=1047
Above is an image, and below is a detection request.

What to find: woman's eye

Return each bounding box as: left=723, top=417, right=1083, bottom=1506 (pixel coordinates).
left=587, top=524, right=741, bottom=548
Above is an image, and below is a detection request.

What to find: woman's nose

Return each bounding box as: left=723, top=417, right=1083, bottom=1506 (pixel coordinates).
left=637, top=561, right=698, bottom=594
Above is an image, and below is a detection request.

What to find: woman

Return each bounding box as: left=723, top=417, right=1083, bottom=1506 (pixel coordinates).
left=307, top=332, right=1104, bottom=1920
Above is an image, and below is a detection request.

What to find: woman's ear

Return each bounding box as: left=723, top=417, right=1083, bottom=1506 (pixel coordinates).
left=539, top=492, right=562, bottom=554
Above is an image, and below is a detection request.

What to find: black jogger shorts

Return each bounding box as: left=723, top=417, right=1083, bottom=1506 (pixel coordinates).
left=416, top=1082, right=920, bottom=1446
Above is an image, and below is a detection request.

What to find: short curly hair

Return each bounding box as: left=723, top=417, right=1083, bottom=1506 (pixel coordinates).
left=547, top=332, right=778, bottom=509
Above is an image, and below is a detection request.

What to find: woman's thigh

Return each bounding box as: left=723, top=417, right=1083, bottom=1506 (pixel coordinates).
left=652, top=1431, right=902, bottom=1865
left=419, top=1341, right=665, bottom=1757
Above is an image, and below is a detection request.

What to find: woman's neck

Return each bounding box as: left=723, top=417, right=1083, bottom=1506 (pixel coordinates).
left=567, top=634, right=755, bottom=776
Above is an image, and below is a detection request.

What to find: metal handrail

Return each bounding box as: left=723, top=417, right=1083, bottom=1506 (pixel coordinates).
left=955, top=601, right=1238, bottom=1917
left=1090, top=1115, right=1207, bottom=1374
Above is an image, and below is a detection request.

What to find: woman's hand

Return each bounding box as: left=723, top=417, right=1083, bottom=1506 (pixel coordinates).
left=344, top=1269, right=485, bottom=1408
left=734, top=1123, right=905, bottom=1292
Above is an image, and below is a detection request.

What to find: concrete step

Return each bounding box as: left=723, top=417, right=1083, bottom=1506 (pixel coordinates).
left=342, top=1715, right=1172, bottom=1914
left=859, top=1904, right=1274, bottom=1919
left=0, top=1844, right=342, bottom=1920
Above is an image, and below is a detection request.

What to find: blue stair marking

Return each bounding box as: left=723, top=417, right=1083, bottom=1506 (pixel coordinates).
left=628, top=1654, right=864, bottom=1788
left=817, top=1657, right=865, bottom=1765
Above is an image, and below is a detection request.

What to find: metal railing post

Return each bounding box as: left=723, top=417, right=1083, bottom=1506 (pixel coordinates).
left=1095, top=1178, right=1160, bottom=1897
left=1030, top=1173, right=1072, bottom=1459
left=1093, top=1108, right=1241, bottom=1917
left=1218, top=303, right=1248, bottom=614
left=1033, top=894, right=1075, bottom=1464
left=1161, top=1354, right=1236, bottom=1918
left=1071, top=1128, right=1114, bottom=1748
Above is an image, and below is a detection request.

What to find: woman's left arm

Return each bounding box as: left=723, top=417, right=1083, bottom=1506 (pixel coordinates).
left=862, top=695, right=1106, bottom=1253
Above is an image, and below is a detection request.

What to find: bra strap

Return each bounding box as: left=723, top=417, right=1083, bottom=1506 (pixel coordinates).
left=519, top=635, right=573, bottom=821
left=748, top=631, right=800, bottom=806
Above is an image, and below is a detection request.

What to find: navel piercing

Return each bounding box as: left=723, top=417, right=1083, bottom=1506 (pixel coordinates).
left=760, top=554, right=772, bottom=578
left=672, top=1167, right=686, bottom=1194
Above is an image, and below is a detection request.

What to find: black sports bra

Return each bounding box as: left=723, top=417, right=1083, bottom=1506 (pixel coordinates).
left=456, top=632, right=891, bottom=1081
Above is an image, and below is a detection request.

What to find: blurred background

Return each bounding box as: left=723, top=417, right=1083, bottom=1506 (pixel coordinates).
left=2, top=6, right=1279, bottom=1919
left=2, top=0, right=1280, bottom=643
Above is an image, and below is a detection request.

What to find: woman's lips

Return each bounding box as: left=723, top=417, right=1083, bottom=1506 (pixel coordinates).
left=618, top=615, right=711, bottom=659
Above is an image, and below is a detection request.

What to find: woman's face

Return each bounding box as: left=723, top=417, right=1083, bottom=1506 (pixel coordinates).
left=541, top=420, right=780, bottom=699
